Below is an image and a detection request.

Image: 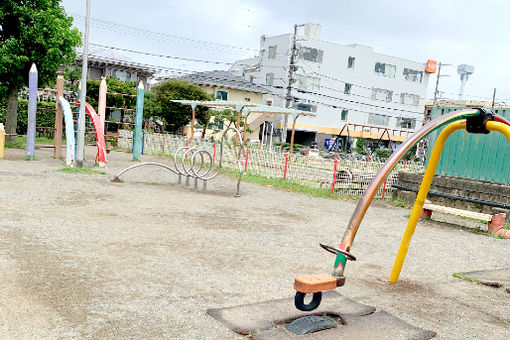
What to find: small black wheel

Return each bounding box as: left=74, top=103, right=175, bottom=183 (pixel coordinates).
left=294, top=291, right=322, bottom=311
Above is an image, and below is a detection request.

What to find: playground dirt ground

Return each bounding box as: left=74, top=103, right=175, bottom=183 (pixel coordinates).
left=1, top=146, right=509, bottom=339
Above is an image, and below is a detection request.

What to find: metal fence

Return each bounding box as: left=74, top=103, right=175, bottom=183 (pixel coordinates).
left=428, top=107, right=510, bottom=185
left=117, top=130, right=425, bottom=198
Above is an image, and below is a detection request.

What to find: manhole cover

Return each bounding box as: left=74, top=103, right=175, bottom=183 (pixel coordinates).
left=286, top=315, right=337, bottom=335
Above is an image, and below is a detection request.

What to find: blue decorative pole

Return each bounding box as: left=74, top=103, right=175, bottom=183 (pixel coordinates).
left=26, top=63, right=38, bottom=158
left=133, top=81, right=145, bottom=161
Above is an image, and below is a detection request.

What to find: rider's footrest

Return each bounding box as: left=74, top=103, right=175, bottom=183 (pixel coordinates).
left=294, top=273, right=345, bottom=294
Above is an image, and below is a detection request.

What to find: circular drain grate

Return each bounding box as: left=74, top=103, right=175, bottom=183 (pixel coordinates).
left=286, top=315, right=338, bottom=335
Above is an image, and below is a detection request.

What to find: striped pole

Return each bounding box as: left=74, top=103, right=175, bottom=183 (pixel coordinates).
left=26, top=63, right=38, bottom=158
left=163, top=136, right=166, bottom=154
left=132, top=81, right=145, bottom=161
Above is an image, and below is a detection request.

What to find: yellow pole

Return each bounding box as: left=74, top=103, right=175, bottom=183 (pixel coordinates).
left=0, top=123, right=5, bottom=159
left=486, top=121, right=510, bottom=143
left=389, top=120, right=466, bottom=283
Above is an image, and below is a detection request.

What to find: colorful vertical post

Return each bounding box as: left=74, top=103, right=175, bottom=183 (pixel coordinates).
left=331, top=152, right=338, bottom=193
left=54, top=66, right=65, bottom=158
left=98, top=76, right=107, bottom=135
left=26, top=63, right=38, bottom=159
left=132, top=81, right=145, bottom=161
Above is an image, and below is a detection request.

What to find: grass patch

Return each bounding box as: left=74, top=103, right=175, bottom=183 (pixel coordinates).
left=504, top=222, right=510, bottom=230
left=221, top=167, right=358, bottom=200
left=57, top=167, right=106, bottom=175
left=388, top=198, right=408, bottom=208
left=453, top=272, right=477, bottom=283
left=5, top=136, right=25, bottom=149
left=4, top=136, right=66, bottom=149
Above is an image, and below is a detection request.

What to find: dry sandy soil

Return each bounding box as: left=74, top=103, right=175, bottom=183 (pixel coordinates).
left=1, top=146, right=509, bottom=339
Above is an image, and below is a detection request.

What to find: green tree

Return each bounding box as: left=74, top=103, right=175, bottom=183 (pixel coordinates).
left=86, top=77, right=137, bottom=122
left=354, top=138, right=367, bottom=155
left=0, top=0, right=81, bottom=141
left=153, top=80, right=213, bottom=132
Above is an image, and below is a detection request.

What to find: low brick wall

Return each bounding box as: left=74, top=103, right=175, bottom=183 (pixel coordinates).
left=393, top=172, right=510, bottom=220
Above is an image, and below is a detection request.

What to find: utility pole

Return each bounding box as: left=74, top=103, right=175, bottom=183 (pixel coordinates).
left=429, top=62, right=451, bottom=121
left=76, top=0, right=91, bottom=168
left=492, top=88, right=496, bottom=108
left=284, top=24, right=303, bottom=142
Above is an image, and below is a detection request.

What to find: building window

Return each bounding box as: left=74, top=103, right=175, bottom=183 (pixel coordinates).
left=371, top=88, right=393, bottom=102
left=211, top=117, right=224, bottom=130
left=348, top=56, right=355, bottom=69
left=111, top=69, right=132, bottom=82
left=368, top=113, right=389, bottom=126
left=216, top=90, right=228, bottom=100
left=294, top=74, right=320, bottom=92
left=400, top=93, right=420, bottom=105
left=266, top=73, right=274, bottom=86
left=403, top=68, right=423, bottom=82
left=374, top=62, right=396, bottom=77
left=296, top=103, right=317, bottom=112
left=244, top=97, right=251, bottom=102
left=344, top=83, right=352, bottom=94
left=397, top=117, right=416, bottom=129
left=341, top=109, right=348, bottom=121
left=300, top=46, right=324, bottom=63
left=268, top=45, right=277, bottom=59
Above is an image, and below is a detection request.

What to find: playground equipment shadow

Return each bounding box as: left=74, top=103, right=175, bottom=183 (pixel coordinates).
left=0, top=146, right=509, bottom=339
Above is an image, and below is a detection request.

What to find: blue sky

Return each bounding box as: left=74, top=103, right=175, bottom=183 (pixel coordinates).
left=62, top=0, right=510, bottom=103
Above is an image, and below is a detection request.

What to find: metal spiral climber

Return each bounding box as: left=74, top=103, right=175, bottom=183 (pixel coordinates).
left=112, top=127, right=244, bottom=197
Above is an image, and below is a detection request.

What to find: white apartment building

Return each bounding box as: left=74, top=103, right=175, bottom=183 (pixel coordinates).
left=230, top=24, right=435, bottom=148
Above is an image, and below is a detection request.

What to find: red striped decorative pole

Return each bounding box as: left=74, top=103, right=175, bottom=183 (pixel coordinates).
left=331, top=152, right=338, bottom=193
left=185, top=139, right=189, bottom=159
left=382, top=179, right=388, bottom=199
left=283, top=152, right=289, bottom=180
left=162, top=136, right=166, bottom=154
left=305, top=148, right=310, bottom=167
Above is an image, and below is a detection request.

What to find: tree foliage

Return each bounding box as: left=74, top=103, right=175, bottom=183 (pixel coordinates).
left=86, top=77, right=137, bottom=111
left=0, top=0, right=81, bottom=138
left=354, top=138, right=367, bottom=155
left=0, top=0, right=81, bottom=90
left=152, top=80, right=213, bottom=132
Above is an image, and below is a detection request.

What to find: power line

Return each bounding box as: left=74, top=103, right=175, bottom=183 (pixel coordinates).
left=89, top=43, right=236, bottom=66
left=71, top=14, right=258, bottom=54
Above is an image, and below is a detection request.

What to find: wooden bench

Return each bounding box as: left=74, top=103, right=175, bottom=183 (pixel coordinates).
left=420, top=200, right=506, bottom=233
